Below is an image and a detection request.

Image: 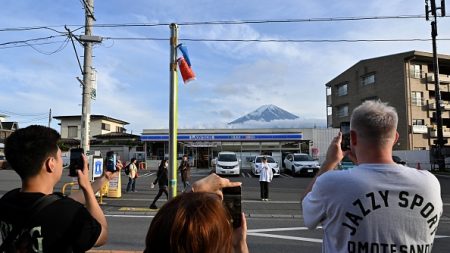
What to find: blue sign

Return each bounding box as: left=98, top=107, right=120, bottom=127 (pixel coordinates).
left=141, top=133, right=303, bottom=141
left=94, top=159, right=103, bottom=177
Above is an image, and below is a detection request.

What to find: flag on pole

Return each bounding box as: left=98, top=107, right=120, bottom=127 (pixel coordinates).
left=177, top=57, right=196, bottom=83
left=178, top=44, right=192, bottom=66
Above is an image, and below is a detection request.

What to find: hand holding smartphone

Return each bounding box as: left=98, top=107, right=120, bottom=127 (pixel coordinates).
left=222, top=186, right=242, bottom=228
left=340, top=122, right=351, bottom=151
left=69, top=148, right=84, bottom=177
left=106, top=151, right=117, bottom=172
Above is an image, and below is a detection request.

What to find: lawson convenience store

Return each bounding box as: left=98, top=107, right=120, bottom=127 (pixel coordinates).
left=141, top=128, right=313, bottom=169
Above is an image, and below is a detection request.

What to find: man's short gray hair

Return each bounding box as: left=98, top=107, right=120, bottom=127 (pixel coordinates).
left=350, top=100, right=398, bottom=145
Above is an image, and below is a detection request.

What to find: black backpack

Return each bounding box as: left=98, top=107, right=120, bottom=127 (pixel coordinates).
left=0, top=194, right=62, bottom=253
left=124, top=164, right=130, bottom=175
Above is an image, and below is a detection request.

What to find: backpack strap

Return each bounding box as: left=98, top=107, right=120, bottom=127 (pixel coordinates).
left=0, top=194, right=62, bottom=252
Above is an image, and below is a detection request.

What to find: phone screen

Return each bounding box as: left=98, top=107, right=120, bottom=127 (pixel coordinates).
left=69, top=148, right=84, bottom=177
left=106, top=151, right=117, bottom=172
left=340, top=122, right=351, bottom=151
left=222, top=186, right=242, bottom=228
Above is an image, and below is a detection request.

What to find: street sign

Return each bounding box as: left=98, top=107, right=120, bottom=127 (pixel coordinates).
left=93, top=158, right=103, bottom=178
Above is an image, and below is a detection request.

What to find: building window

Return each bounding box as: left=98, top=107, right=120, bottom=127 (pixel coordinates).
left=411, top=91, right=423, bottom=106
left=116, top=126, right=125, bottom=133
left=336, top=83, right=348, bottom=96
left=336, top=105, right=349, bottom=117
left=412, top=119, right=425, bottom=125
left=411, top=64, right=421, bottom=78
left=361, top=73, right=375, bottom=86
left=68, top=126, right=78, bottom=138
left=101, top=123, right=110, bottom=131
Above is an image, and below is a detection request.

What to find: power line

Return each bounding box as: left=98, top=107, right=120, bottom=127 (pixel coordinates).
left=104, top=36, right=450, bottom=43
left=0, top=35, right=66, bottom=47
left=0, top=110, right=47, bottom=117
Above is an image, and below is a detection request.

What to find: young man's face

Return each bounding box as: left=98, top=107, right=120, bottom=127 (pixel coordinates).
left=53, top=147, right=64, bottom=180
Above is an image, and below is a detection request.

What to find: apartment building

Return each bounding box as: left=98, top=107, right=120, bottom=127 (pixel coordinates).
left=326, top=50, right=450, bottom=150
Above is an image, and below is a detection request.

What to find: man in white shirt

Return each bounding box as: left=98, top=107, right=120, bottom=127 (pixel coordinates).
left=302, top=100, right=442, bottom=253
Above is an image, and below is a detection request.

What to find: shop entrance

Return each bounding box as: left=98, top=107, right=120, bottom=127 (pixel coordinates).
left=197, top=147, right=210, bottom=168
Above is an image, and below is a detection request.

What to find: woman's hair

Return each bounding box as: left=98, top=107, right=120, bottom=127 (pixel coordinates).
left=350, top=100, right=398, bottom=146
left=131, top=158, right=137, bottom=163
left=159, top=159, right=168, bottom=168
left=144, top=192, right=233, bottom=253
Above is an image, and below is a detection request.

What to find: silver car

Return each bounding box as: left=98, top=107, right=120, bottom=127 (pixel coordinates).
left=251, top=155, right=280, bottom=177
left=283, top=153, right=319, bottom=176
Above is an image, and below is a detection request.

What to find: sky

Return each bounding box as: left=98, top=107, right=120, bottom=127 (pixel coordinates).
left=1, top=0, right=450, bottom=134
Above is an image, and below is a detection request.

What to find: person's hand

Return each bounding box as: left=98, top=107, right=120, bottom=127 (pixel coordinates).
left=321, top=132, right=345, bottom=171
left=232, top=213, right=248, bottom=253
left=192, top=173, right=241, bottom=199
left=103, top=159, right=122, bottom=181
left=77, top=154, right=91, bottom=191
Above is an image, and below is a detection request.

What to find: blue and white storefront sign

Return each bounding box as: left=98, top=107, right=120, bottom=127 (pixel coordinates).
left=141, top=133, right=303, bottom=142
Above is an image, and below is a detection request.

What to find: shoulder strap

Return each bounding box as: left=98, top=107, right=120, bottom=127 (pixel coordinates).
left=0, top=194, right=62, bottom=252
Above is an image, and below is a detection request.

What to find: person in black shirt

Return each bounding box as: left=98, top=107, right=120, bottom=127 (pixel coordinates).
left=0, top=125, right=121, bottom=252
left=178, top=155, right=191, bottom=191
left=149, top=159, right=169, bottom=209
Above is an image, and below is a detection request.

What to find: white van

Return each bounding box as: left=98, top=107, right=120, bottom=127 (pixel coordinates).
left=215, top=151, right=240, bottom=176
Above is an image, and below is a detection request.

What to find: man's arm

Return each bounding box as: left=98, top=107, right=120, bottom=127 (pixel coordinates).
left=76, top=154, right=108, bottom=247
left=69, top=160, right=122, bottom=204
left=301, top=132, right=344, bottom=201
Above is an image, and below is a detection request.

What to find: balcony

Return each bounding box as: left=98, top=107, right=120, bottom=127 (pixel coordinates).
left=428, top=101, right=450, bottom=110
left=427, top=74, right=450, bottom=84
left=429, top=125, right=450, bottom=138
left=412, top=125, right=428, bottom=134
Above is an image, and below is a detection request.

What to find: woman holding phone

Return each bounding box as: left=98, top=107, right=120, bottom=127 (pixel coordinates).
left=258, top=156, right=273, bottom=201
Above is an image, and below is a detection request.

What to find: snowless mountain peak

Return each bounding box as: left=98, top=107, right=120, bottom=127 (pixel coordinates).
left=229, top=104, right=299, bottom=125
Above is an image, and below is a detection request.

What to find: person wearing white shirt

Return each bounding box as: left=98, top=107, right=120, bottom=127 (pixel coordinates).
left=258, top=156, right=273, bottom=201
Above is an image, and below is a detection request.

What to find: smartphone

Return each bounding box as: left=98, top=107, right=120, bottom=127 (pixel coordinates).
left=69, top=148, right=84, bottom=177
left=222, top=186, right=242, bottom=229
left=106, top=151, right=117, bottom=172
left=340, top=122, right=351, bottom=151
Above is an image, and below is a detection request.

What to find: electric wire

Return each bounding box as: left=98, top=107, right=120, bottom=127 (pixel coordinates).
left=0, top=110, right=47, bottom=117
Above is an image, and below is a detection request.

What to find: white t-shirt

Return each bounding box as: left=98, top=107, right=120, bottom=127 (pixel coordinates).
left=259, top=162, right=273, bottom=182
left=302, top=164, right=442, bottom=253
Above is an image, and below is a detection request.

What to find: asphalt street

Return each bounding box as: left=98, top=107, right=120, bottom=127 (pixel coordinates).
left=1, top=168, right=449, bottom=252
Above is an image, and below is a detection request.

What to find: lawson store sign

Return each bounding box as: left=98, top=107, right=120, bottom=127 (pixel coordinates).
left=141, top=133, right=303, bottom=142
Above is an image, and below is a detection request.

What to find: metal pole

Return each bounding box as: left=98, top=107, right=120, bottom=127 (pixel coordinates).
left=168, top=23, right=179, bottom=199
left=48, top=108, right=51, bottom=128
left=81, top=0, right=95, bottom=153
left=429, top=0, right=446, bottom=170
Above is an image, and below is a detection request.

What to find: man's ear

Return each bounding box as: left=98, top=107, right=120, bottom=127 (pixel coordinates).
left=393, top=131, right=400, bottom=146
left=45, top=156, right=55, bottom=173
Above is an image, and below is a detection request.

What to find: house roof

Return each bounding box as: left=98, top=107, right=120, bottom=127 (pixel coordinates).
left=53, top=115, right=129, bottom=125
left=93, top=132, right=140, bottom=139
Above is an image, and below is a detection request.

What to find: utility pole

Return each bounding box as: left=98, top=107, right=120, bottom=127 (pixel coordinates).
left=168, top=23, right=179, bottom=199
left=80, top=0, right=95, bottom=153
left=426, top=0, right=446, bottom=170
left=48, top=108, right=51, bottom=128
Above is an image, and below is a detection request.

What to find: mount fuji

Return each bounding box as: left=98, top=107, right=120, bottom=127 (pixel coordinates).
left=228, top=104, right=299, bottom=125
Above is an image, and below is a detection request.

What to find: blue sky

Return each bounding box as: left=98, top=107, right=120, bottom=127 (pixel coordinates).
left=1, top=0, right=450, bottom=133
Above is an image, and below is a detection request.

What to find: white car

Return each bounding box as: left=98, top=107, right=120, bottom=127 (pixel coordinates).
left=251, top=155, right=280, bottom=177
left=215, top=152, right=240, bottom=176
left=283, top=153, right=319, bottom=176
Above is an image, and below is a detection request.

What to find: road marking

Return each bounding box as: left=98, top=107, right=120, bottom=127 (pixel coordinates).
left=247, top=232, right=323, bottom=243
left=247, top=226, right=449, bottom=243
left=137, top=172, right=155, bottom=178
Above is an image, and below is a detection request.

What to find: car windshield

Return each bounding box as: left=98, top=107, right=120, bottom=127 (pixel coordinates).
left=294, top=154, right=314, bottom=161
left=255, top=157, right=276, bottom=163
left=218, top=154, right=237, bottom=162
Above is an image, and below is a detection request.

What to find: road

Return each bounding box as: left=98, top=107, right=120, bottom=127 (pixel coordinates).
left=1, top=168, right=449, bottom=252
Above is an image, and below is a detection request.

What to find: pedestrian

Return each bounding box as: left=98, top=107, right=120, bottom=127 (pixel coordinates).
left=144, top=174, right=248, bottom=253
left=126, top=158, right=138, bottom=192
left=302, top=100, right=443, bottom=253
left=178, top=154, right=191, bottom=191
left=258, top=156, right=273, bottom=201
left=0, top=125, right=121, bottom=252
left=149, top=159, right=169, bottom=209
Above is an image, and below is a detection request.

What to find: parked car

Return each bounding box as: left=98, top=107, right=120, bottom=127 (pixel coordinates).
left=215, top=151, right=240, bottom=176
left=392, top=155, right=406, bottom=165
left=338, top=155, right=355, bottom=170
left=0, top=155, right=8, bottom=170
left=283, top=153, right=319, bottom=176
left=251, top=155, right=280, bottom=177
